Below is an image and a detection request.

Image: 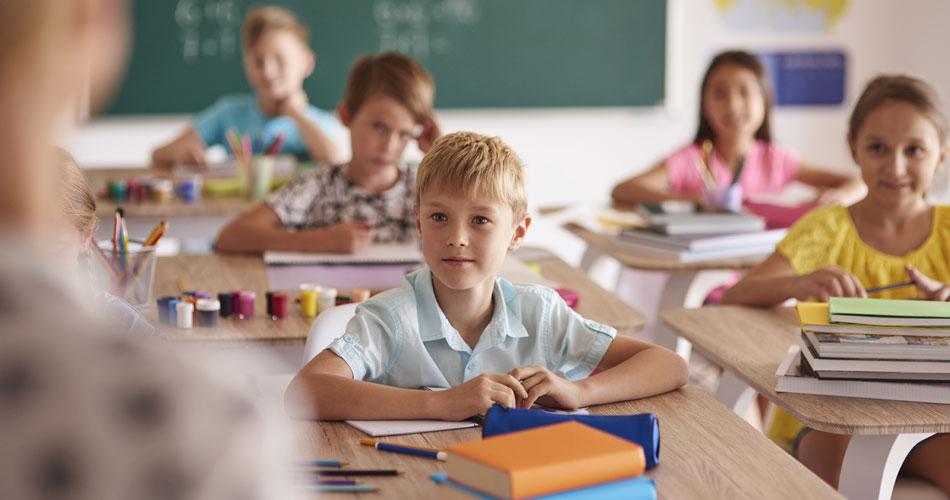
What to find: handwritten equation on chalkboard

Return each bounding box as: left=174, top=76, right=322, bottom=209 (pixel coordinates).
left=173, top=0, right=481, bottom=64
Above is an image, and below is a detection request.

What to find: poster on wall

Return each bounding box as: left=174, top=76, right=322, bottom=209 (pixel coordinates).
left=760, top=50, right=847, bottom=106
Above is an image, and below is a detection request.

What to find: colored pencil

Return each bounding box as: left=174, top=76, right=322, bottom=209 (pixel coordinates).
left=265, top=133, right=285, bottom=155
left=297, top=460, right=347, bottom=468
left=306, top=484, right=377, bottom=493
left=314, top=480, right=357, bottom=486
left=242, top=134, right=252, bottom=160
left=226, top=129, right=243, bottom=160
left=866, top=281, right=915, bottom=294
left=312, top=469, right=401, bottom=477
left=143, top=220, right=168, bottom=247
left=359, top=438, right=446, bottom=461
left=729, top=156, right=746, bottom=187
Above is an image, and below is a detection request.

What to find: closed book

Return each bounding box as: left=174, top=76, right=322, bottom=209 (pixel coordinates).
left=445, top=421, right=645, bottom=499
left=774, top=345, right=950, bottom=403
left=799, top=339, right=950, bottom=379
left=796, top=303, right=950, bottom=337
left=430, top=472, right=656, bottom=500
left=829, top=297, right=950, bottom=327
left=644, top=213, right=765, bottom=235
left=618, top=228, right=786, bottom=253
left=612, top=239, right=775, bottom=263
left=802, top=331, right=950, bottom=361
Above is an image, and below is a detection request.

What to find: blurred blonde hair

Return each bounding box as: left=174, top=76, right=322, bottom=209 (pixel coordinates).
left=417, top=132, right=527, bottom=218
left=54, top=148, right=97, bottom=239
left=344, top=52, right=435, bottom=124
left=242, top=5, right=308, bottom=51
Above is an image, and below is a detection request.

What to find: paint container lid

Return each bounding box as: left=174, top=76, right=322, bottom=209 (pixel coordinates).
left=239, top=291, right=256, bottom=300
left=299, top=283, right=316, bottom=291
left=196, top=299, right=220, bottom=312
left=176, top=302, right=194, bottom=313
left=320, top=287, right=338, bottom=298
left=195, top=292, right=212, bottom=299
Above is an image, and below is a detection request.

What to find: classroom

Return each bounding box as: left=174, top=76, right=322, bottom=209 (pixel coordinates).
left=3, top=0, right=950, bottom=499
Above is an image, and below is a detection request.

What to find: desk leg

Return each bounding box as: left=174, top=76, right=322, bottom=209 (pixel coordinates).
left=714, top=370, right=756, bottom=416
left=578, top=246, right=605, bottom=274
left=654, top=271, right=698, bottom=360
left=838, top=432, right=934, bottom=500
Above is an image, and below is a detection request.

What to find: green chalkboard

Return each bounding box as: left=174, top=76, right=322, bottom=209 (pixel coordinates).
left=107, top=0, right=666, bottom=114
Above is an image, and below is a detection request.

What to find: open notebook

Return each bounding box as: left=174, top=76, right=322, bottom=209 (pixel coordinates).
left=264, top=243, right=423, bottom=266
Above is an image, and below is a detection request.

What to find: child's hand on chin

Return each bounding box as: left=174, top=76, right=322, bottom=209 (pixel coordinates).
left=509, top=365, right=583, bottom=411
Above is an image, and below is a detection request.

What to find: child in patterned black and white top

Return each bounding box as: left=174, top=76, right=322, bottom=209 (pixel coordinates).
left=217, top=52, right=442, bottom=254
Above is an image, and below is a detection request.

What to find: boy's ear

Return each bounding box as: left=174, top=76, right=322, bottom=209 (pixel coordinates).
left=303, top=50, right=316, bottom=78
left=939, top=143, right=949, bottom=170
left=508, top=213, right=532, bottom=252
left=337, top=102, right=351, bottom=127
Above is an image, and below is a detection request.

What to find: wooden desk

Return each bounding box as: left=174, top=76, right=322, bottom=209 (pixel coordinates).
left=564, top=222, right=765, bottom=359
left=150, top=252, right=646, bottom=343
left=661, top=306, right=950, bottom=499
left=292, top=387, right=841, bottom=499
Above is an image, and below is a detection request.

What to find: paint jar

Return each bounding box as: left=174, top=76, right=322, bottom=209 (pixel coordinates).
left=176, top=175, right=202, bottom=204
left=153, top=179, right=174, bottom=203
left=317, top=287, right=338, bottom=314
left=237, top=291, right=255, bottom=318
left=108, top=179, right=128, bottom=202
left=300, top=289, right=317, bottom=318
left=196, top=299, right=220, bottom=327
left=167, top=298, right=180, bottom=325
left=176, top=301, right=194, bottom=329
left=156, top=296, right=175, bottom=324
left=271, top=293, right=288, bottom=320
left=218, top=292, right=234, bottom=317
left=265, top=291, right=274, bottom=316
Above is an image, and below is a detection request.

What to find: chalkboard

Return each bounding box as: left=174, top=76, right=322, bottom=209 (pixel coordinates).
left=107, top=0, right=666, bottom=114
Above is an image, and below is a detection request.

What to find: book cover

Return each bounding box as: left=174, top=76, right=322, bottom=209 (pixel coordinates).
left=796, top=302, right=950, bottom=337
left=430, top=472, right=657, bottom=500
left=829, top=297, right=950, bottom=327
left=799, top=339, right=950, bottom=377
left=803, top=331, right=950, bottom=361
left=445, top=421, right=645, bottom=499
left=618, top=228, right=785, bottom=252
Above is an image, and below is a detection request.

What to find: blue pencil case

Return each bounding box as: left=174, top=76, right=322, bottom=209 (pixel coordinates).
left=482, top=405, right=660, bottom=469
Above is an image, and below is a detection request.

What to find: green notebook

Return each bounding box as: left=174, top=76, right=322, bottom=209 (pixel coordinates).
left=829, top=297, right=950, bottom=327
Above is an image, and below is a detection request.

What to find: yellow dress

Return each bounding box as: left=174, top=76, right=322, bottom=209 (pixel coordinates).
left=767, top=204, right=950, bottom=451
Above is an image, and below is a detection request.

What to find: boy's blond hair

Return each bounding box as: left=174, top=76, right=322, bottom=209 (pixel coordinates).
left=344, top=52, right=435, bottom=124
left=242, top=6, right=308, bottom=51
left=54, top=147, right=97, bottom=239
left=417, top=132, right=527, bottom=218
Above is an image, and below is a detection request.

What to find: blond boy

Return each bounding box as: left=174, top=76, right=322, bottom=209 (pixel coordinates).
left=215, top=51, right=440, bottom=254
left=152, top=6, right=343, bottom=166
left=285, top=132, right=688, bottom=421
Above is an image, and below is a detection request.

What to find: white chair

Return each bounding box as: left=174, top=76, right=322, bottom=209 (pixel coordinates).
left=302, top=303, right=358, bottom=366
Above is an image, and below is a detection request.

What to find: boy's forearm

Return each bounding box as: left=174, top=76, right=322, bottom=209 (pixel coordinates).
left=285, top=373, right=441, bottom=420
left=289, top=110, right=342, bottom=164
left=576, top=346, right=688, bottom=406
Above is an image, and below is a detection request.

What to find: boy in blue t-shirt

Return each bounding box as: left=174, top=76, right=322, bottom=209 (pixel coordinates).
left=151, top=6, right=343, bottom=167
left=285, top=132, right=689, bottom=421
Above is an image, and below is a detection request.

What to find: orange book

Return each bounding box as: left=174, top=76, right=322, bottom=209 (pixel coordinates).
left=445, top=421, right=646, bottom=499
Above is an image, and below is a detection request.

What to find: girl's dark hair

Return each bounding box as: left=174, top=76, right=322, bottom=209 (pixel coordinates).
left=693, top=50, right=773, bottom=145
left=848, top=75, right=947, bottom=144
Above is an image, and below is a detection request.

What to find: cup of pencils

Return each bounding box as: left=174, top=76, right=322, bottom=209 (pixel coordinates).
left=248, top=155, right=275, bottom=201
left=88, top=217, right=166, bottom=309
left=703, top=184, right=743, bottom=213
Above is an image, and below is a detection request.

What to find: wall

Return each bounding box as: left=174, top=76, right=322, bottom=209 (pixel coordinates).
left=64, top=0, right=950, bottom=259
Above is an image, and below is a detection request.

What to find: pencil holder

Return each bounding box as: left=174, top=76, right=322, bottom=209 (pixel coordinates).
left=247, top=155, right=275, bottom=201
left=703, top=184, right=743, bottom=213
left=90, top=239, right=158, bottom=309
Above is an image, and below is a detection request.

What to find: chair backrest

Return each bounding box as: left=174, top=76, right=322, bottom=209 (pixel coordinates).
left=302, top=303, right=358, bottom=366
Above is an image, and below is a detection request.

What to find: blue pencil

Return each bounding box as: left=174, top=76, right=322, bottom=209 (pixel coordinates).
left=297, top=460, right=347, bottom=467
left=307, top=484, right=377, bottom=493
left=365, top=440, right=447, bottom=461
left=866, top=281, right=915, bottom=294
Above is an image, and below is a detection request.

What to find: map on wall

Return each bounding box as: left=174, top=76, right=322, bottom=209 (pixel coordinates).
left=714, top=0, right=849, bottom=33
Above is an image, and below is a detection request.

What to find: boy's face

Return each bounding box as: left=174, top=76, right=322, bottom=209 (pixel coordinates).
left=342, top=94, right=421, bottom=174
left=243, top=30, right=314, bottom=104
left=417, top=187, right=530, bottom=292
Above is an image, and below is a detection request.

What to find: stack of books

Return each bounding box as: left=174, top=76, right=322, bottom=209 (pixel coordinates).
left=434, top=421, right=656, bottom=499
left=616, top=208, right=785, bottom=262
left=776, top=298, right=950, bottom=403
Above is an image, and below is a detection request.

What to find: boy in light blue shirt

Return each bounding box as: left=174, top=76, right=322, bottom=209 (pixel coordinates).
left=152, top=6, right=343, bottom=167
left=286, top=132, right=688, bottom=421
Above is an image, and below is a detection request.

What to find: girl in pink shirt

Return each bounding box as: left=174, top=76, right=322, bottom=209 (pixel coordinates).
left=612, top=50, right=865, bottom=209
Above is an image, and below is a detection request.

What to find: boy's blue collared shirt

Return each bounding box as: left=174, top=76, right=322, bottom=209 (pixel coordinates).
left=192, top=94, right=343, bottom=159
left=328, top=267, right=616, bottom=389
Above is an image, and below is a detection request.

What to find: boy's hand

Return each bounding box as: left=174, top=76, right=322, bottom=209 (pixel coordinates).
left=907, top=265, right=950, bottom=301
left=793, top=266, right=867, bottom=302
left=416, top=113, right=442, bottom=153
left=276, top=89, right=309, bottom=118
left=437, top=374, right=528, bottom=421
left=319, top=220, right=373, bottom=253
left=509, top=366, right=582, bottom=410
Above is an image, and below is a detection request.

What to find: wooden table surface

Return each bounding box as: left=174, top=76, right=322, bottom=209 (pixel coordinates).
left=564, top=223, right=764, bottom=271
left=291, top=386, right=841, bottom=499
left=661, top=306, right=950, bottom=435
left=150, top=252, right=646, bottom=342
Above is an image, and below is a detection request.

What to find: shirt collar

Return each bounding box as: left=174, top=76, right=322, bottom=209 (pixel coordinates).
left=411, top=268, right=529, bottom=352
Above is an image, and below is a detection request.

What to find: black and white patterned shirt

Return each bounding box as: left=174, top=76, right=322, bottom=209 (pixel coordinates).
left=267, top=164, right=416, bottom=243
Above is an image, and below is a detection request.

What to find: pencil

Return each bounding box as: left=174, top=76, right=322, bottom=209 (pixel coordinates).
left=729, top=156, right=746, bottom=187
left=866, top=281, right=915, bottom=294
left=297, top=460, right=347, bottom=468
left=359, top=438, right=446, bottom=461
left=265, top=133, right=285, bottom=156
left=312, top=470, right=401, bottom=477
left=307, top=484, right=377, bottom=493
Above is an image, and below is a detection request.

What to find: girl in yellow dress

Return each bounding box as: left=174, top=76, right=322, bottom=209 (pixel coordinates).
left=723, top=75, right=950, bottom=493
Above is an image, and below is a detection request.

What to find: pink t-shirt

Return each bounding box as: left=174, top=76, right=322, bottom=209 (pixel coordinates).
left=665, top=140, right=800, bottom=197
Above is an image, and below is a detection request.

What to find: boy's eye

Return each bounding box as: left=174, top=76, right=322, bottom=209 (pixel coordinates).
left=430, top=213, right=447, bottom=222
left=907, top=145, right=926, bottom=156
left=472, top=216, right=490, bottom=225
left=372, top=122, right=387, bottom=133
